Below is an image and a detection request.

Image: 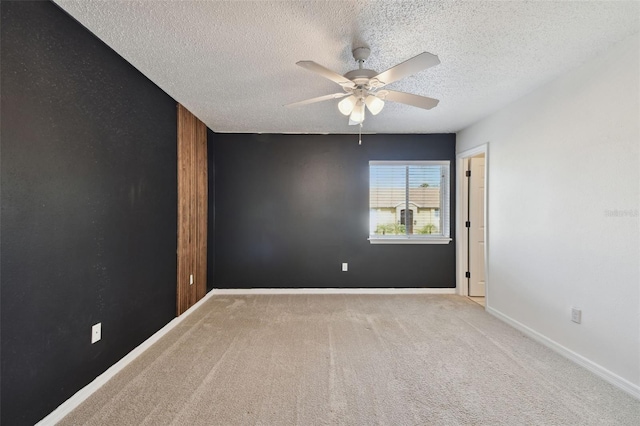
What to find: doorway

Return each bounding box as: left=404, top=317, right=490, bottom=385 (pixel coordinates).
left=456, top=145, right=488, bottom=306
left=467, top=155, right=485, bottom=298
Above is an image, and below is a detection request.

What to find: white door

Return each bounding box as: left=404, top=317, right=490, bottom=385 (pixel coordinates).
left=469, top=156, right=485, bottom=296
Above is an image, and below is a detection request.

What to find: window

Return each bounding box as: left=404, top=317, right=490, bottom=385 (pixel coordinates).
left=369, top=161, right=451, bottom=244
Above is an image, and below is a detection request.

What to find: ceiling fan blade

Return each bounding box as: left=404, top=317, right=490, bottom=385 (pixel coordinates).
left=373, top=52, right=440, bottom=87
left=384, top=90, right=439, bottom=110
left=285, top=92, right=348, bottom=108
left=296, top=61, right=355, bottom=88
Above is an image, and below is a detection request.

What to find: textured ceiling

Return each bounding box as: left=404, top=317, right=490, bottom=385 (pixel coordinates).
left=54, top=1, right=639, bottom=134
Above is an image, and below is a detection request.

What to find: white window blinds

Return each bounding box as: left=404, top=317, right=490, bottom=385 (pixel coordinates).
left=369, top=161, right=451, bottom=243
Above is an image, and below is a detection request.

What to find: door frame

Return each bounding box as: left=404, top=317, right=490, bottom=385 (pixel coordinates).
left=455, top=144, right=489, bottom=303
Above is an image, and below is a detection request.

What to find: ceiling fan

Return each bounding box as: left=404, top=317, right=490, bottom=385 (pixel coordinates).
left=286, top=47, right=440, bottom=126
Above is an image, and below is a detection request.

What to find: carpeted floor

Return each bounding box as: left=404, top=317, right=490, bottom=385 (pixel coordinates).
left=59, top=294, right=640, bottom=425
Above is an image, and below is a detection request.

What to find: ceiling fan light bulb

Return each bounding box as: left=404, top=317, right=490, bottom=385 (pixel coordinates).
left=338, top=95, right=357, bottom=115
left=365, top=95, right=384, bottom=115
left=349, top=101, right=365, bottom=124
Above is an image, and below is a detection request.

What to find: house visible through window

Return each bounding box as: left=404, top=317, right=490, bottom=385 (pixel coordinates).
left=369, top=161, right=451, bottom=244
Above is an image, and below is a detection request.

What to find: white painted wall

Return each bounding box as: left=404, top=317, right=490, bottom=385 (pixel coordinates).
left=457, top=33, right=640, bottom=391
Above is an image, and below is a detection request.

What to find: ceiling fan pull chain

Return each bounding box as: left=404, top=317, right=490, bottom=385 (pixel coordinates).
left=359, top=122, right=363, bottom=145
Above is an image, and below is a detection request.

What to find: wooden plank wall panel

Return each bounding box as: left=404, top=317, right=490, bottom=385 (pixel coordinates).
left=177, top=105, right=189, bottom=315
left=196, top=123, right=208, bottom=301
left=177, top=104, right=207, bottom=315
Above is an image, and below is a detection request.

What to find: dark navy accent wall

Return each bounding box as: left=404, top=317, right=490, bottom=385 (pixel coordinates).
left=1, top=2, right=177, bottom=424
left=213, top=133, right=456, bottom=288
left=207, top=129, right=216, bottom=292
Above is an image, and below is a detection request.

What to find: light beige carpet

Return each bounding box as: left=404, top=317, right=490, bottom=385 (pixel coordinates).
left=59, top=295, right=640, bottom=425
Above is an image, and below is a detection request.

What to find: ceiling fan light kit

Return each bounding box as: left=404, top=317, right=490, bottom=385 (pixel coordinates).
left=349, top=100, right=366, bottom=124
left=365, top=95, right=384, bottom=115
left=338, top=95, right=357, bottom=115
left=286, top=46, right=441, bottom=136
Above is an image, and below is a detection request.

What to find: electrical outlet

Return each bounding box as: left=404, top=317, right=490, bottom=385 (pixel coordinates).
left=342, top=262, right=348, bottom=272
left=91, top=323, right=102, bottom=344
left=571, top=308, right=582, bottom=324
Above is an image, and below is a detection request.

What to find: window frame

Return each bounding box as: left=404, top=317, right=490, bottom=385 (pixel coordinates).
left=368, top=160, right=452, bottom=245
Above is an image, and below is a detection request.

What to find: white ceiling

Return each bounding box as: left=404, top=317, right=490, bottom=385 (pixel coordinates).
left=54, top=1, right=639, bottom=134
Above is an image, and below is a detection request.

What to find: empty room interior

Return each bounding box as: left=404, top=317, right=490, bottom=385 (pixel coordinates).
left=1, top=1, right=639, bottom=425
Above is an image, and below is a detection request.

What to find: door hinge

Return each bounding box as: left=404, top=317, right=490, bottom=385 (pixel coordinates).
left=465, top=271, right=471, bottom=279
left=465, top=221, right=471, bottom=228
left=465, top=170, right=471, bottom=177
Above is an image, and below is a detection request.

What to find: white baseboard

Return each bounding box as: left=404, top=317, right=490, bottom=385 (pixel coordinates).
left=210, top=287, right=456, bottom=295
left=35, top=291, right=217, bottom=426
left=487, top=306, right=640, bottom=401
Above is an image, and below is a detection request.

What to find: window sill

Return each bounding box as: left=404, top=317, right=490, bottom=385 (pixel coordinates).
left=368, top=237, right=452, bottom=245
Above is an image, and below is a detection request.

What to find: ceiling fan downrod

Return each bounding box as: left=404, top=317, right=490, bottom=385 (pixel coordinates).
left=353, top=47, right=369, bottom=70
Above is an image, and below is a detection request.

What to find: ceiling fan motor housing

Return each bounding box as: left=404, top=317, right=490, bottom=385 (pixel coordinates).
left=345, top=47, right=379, bottom=88
left=343, top=68, right=378, bottom=86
